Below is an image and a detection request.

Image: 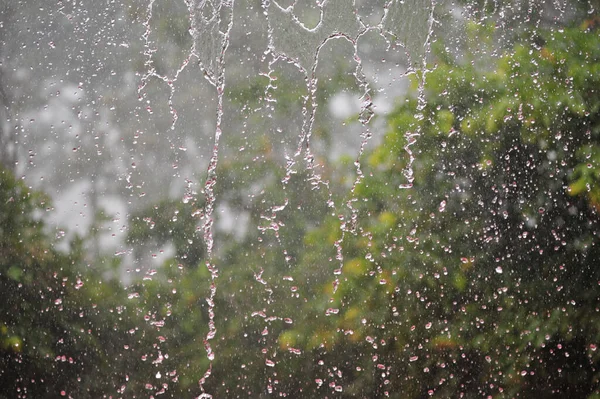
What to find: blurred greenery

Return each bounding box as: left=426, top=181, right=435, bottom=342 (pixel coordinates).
left=277, top=21, right=600, bottom=398
left=125, top=18, right=600, bottom=398
left=0, top=169, right=169, bottom=398
left=2, top=6, right=600, bottom=399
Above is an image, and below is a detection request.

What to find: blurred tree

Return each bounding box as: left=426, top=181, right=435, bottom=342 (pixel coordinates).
left=14, top=2, right=591, bottom=398
left=274, top=21, right=600, bottom=398
left=116, top=11, right=600, bottom=399
left=0, top=166, right=163, bottom=398
left=128, top=199, right=206, bottom=269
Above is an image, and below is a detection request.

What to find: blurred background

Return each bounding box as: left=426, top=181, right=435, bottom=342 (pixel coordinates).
left=1, top=0, right=600, bottom=397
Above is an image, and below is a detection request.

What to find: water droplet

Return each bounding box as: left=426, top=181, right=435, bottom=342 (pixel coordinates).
left=439, top=200, right=446, bottom=212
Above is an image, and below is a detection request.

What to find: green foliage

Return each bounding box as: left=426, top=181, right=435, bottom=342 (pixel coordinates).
left=0, top=168, right=163, bottom=398
left=277, top=23, right=600, bottom=398
left=107, top=21, right=600, bottom=399
left=4, top=12, right=600, bottom=399
left=121, top=22, right=600, bottom=398
left=128, top=199, right=205, bottom=268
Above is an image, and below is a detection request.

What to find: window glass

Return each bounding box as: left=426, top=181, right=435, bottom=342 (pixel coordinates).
left=1, top=0, right=599, bottom=397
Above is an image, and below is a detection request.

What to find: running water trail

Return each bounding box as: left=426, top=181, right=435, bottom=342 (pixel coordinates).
left=249, top=3, right=435, bottom=391
left=261, top=0, right=435, bottom=294
left=138, top=0, right=235, bottom=396
left=191, top=1, right=235, bottom=395
left=138, top=0, right=431, bottom=395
